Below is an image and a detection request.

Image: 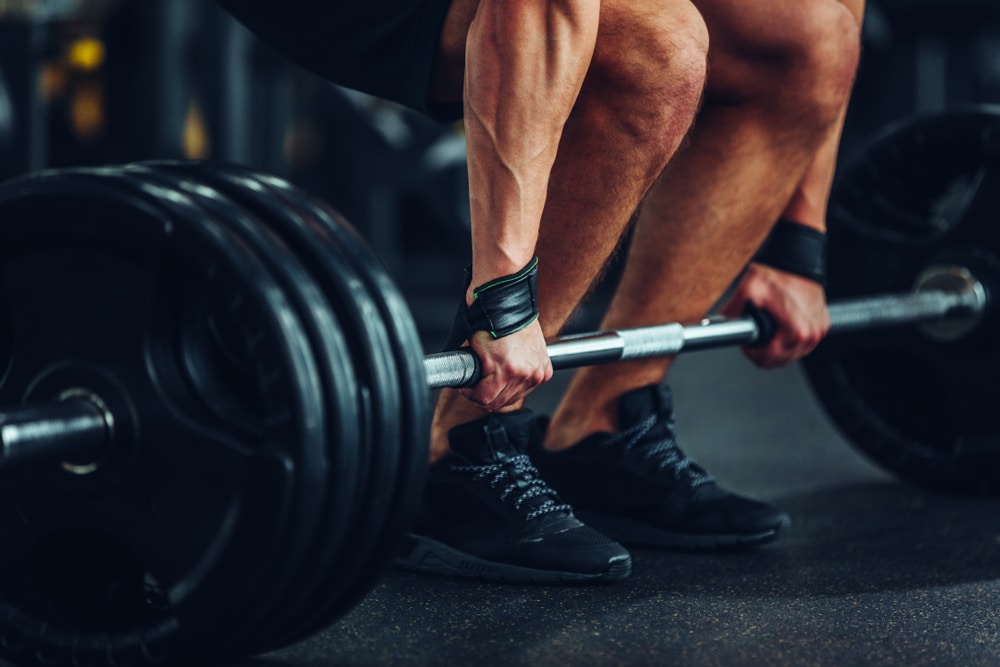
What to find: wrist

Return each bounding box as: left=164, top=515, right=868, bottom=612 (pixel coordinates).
left=467, top=254, right=537, bottom=304
left=753, top=219, right=827, bottom=287
left=444, top=257, right=541, bottom=351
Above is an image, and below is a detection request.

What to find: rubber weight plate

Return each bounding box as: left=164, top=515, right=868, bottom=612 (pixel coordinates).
left=804, top=106, right=1000, bottom=495
left=102, top=168, right=332, bottom=644
left=152, top=162, right=404, bottom=651
left=0, top=167, right=325, bottom=666
left=246, top=168, right=430, bottom=645
left=137, top=163, right=378, bottom=648
left=121, top=164, right=362, bottom=654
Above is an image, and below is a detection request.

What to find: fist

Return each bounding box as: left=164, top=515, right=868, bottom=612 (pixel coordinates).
left=721, top=264, right=831, bottom=368
left=460, top=319, right=553, bottom=411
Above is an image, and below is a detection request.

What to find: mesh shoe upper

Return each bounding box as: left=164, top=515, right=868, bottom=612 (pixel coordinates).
left=531, top=384, right=791, bottom=547
left=407, top=410, right=631, bottom=578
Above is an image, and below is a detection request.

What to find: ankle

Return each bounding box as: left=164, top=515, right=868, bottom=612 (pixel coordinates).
left=543, top=410, right=616, bottom=452
left=429, top=389, right=489, bottom=463
left=545, top=367, right=672, bottom=451
left=429, top=426, right=451, bottom=463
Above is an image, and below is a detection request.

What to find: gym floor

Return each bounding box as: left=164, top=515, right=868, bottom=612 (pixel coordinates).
left=245, top=344, right=1000, bottom=666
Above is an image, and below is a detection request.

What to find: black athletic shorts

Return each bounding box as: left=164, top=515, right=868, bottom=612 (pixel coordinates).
left=217, top=0, right=460, bottom=122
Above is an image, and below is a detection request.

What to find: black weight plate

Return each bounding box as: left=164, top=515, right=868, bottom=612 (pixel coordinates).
left=129, top=164, right=369, bottom=650
left=150, top=162, right=402, bottom=650
left=804, top=106, right=1000, bottom=495
left=177, top=163, right=430, bottom=648
left=121, top=164, right=363, bottom=653
left=244, top=169, right=429, bottom=644
left=99, top=168, right=331, bottom=650
left=0, top=167, right=325, bottom=665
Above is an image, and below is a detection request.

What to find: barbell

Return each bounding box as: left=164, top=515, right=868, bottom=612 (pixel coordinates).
left=423, top=263, right=987, bottom=388
left=0, top=106, right=995, bottom=666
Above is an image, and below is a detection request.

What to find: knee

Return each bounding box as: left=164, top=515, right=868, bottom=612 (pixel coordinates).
left=782, top=2, right=862, bottom=120
left=586, top=1, right=709, bottom=157
left=760, top=2, right=862, bottom=123
left=709, top=1, right=861, bottom=126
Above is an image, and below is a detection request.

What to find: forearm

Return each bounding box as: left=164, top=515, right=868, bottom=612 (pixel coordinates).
left=464, top=0, right=599, bottom=295
left=779, top=0, right=865, bottom=233
left=777, top=106, right=847, bottom=233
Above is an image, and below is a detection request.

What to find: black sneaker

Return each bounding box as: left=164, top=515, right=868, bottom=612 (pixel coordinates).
left=530, top=384, right=791, bottom=551
left=396, top=410, right=632, bottom=583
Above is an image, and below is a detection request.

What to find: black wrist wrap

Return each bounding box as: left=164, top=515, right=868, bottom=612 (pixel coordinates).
left=443, top=257, right=540, bottom=351
left=754, top=219, right=827, bottom=287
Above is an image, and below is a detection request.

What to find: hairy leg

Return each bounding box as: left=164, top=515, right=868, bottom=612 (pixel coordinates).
left=428, top=0, right=710, bottom=460
left=545, top=0, right=863, bottom=448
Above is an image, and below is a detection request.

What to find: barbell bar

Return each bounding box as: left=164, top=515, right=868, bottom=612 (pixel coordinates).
left=424, top=264, right=989, bottom=390
left=1, top=264, right=987, bottom=476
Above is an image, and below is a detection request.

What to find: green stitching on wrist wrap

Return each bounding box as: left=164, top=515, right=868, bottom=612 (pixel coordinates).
left=443, top=257, right=540, bottom=351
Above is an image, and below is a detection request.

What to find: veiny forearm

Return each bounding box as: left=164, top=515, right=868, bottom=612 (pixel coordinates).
left=779, top=0, right=864, bottom=232
left=464, top=0, right=599, bottom=295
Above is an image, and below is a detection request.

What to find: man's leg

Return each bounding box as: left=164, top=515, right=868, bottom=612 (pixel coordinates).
left=545, top=0, right=863, bottom=446
left=522, top=0, right=862, bottom=552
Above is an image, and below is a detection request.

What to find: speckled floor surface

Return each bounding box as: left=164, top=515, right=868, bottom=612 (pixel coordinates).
left=241, top=347, right=1000, bottom=667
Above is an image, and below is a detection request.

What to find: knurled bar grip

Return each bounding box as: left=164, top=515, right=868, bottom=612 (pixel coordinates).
left=423, top=267, right=988, bottom=390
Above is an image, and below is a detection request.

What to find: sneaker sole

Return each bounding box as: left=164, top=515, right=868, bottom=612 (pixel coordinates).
left=395, top=534, right=632, bottom=584
left=577, top=511, right=792, bottom=551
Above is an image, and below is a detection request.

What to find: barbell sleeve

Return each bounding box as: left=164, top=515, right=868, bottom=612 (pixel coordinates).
left=0, top=397, right=111, bottom=473
left=423, top=265, right=988, bottom=390
left=827, top=285, right=986, bottom=334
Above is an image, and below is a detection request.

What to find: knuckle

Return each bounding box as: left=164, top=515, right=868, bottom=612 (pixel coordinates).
left=788, top=324, right=809, bottom=344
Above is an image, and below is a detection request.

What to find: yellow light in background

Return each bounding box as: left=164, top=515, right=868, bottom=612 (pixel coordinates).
left=66, top=37, right=106, bottom=72
left=183, top=100, right=211, bottom=159
left=71, top=82, right=105, bottom=142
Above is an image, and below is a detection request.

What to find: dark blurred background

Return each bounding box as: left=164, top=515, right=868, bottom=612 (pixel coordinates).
left=0, top=0, right=998, bottom=344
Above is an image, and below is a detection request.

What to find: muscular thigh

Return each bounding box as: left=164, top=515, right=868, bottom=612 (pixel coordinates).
left=690, top=0, right=862, bottom=101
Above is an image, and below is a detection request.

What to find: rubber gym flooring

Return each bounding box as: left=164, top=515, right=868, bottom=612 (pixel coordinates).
left=244, top=344, right=1000, bottom=667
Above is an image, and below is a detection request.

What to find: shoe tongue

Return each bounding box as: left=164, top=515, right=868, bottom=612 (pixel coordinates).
left=618, top=383, right=674, bottom=427
left=447, top=410, right=535, bottom=462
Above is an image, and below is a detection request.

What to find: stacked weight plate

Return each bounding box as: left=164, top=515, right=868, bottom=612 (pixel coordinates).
left=168, top=163, right=430, bottom=651
left=136, top=161, right=430, bottom=651
left=0, top=163, right=430, bottom=666
left=0, top=166, right=328, bottom=664
left=804, top=106, right=1000, bottom=495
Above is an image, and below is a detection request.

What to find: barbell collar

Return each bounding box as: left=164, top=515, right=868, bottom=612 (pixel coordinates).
left=0, top=394, right=111, bottom=474
left=423, top=264, right=988, bottom=390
